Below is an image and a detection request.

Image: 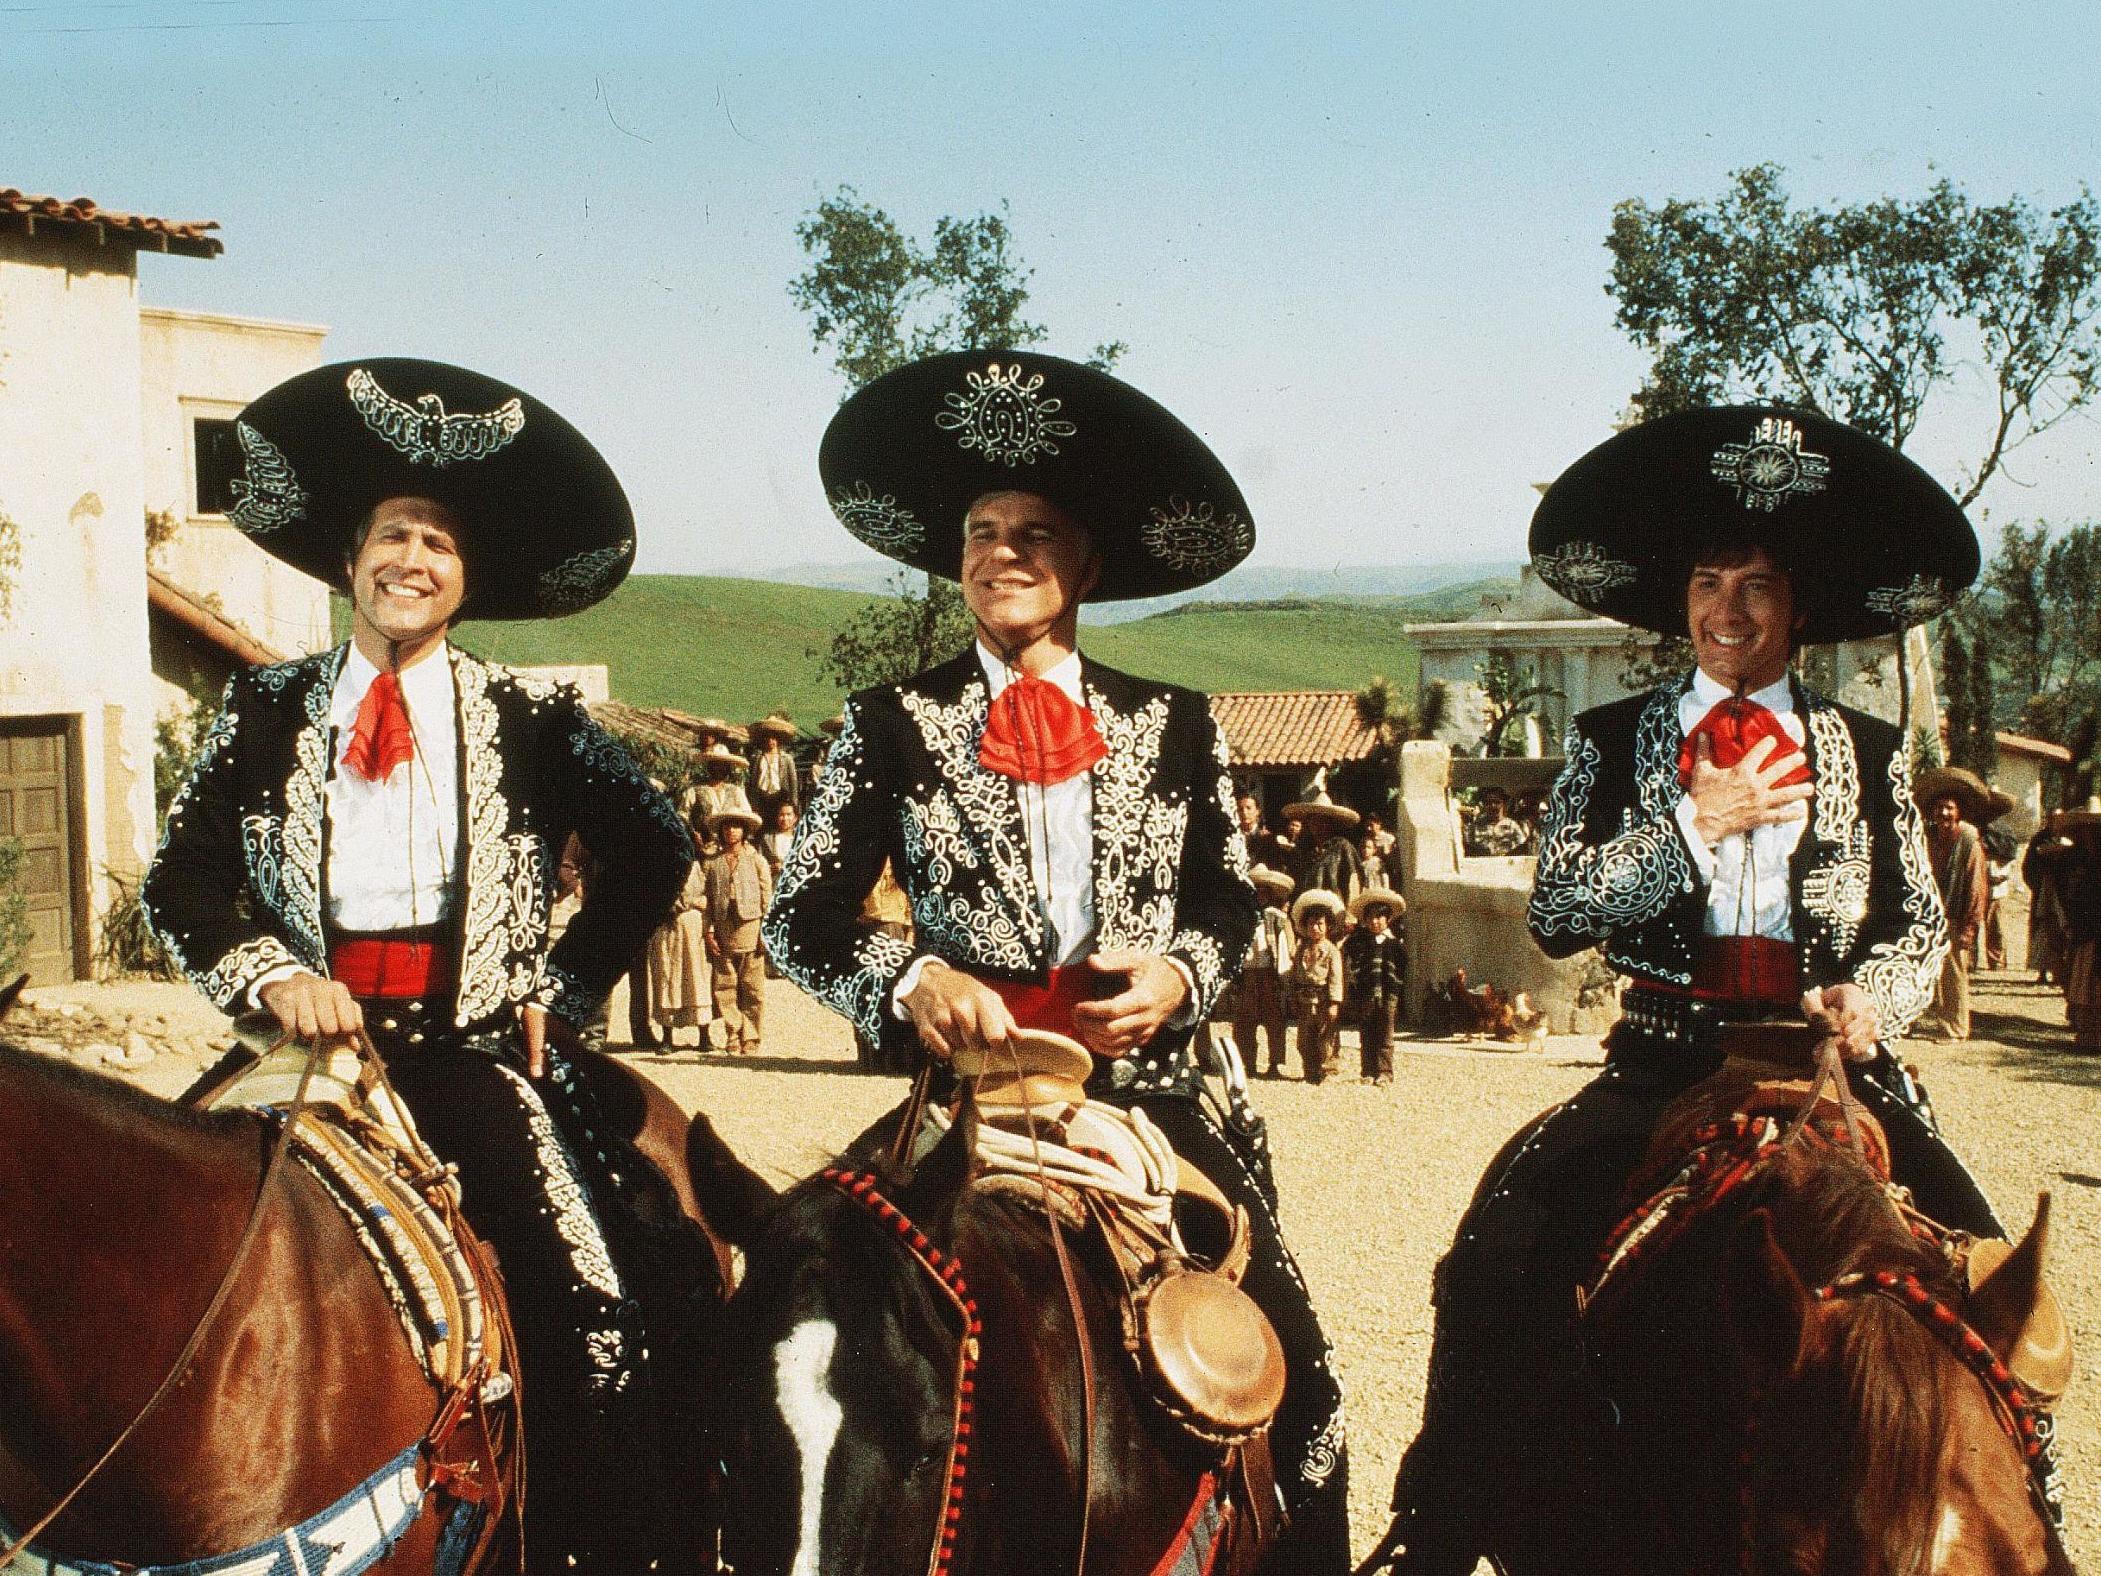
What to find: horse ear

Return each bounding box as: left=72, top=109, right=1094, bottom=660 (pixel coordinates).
left=684, top=1111, right=778, bottom=1249
left=895, top=1101, right=978, bottom=1242
left=1968, top=1193, right=2070, bottom=1402
left=1723, top=1208, right=1812, bottom=1376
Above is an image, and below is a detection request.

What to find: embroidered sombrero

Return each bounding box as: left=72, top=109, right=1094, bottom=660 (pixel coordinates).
left=225, top=358, right=635, bottom=620
left=1529, top=406, right=1978, bottom=644
left=818, top=350, right=1255, bottom=600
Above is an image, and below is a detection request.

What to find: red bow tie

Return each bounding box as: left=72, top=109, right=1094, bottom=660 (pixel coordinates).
left=979, top=673, right=1107, bottom=786
left=1677, top=696, right=1810, bottom=788
left=343, top=670, right=416, bottom=782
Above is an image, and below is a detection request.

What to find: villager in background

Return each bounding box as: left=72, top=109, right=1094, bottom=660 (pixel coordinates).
left=747, top=711, right=802, bottom=827
left=1982, top=820, right=2015, bottom=970
left=1345, top=887, right=1407, bottom=1084
left=2025, top=819, right=2074, bottom=985
left=647, top=828, right=714, bottom=1049
left=703, top=805, right=771, bottom=1053
left=2053, top=802, right=2101, bottom=1054
left=1288, top=770, right=1363, bottom=907
left=763, top=799, right=798, bottom=874
left=1359, top=825, right=1391, bottom=890
left=1288, top=888, right=1345, bottom=1084
left=1462, top=785, right=1528, bottom=857
left=772, top=349, right=1351, bottom=1568
left=139, top=358, right=694, bottom=1571
left=1232, top=864, right=1296, bottom=1078
left=1915, top=767, right=1996, bottom=1042
left=685, top=744, right=751, bottom=844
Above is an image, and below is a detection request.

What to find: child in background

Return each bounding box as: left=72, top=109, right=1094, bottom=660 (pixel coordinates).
left=1345, top=887, right=1407, bottom=1085
left=1232, top=865, right=1297, bottom=1077
left=1289, top=889, right=1346, bottom=1084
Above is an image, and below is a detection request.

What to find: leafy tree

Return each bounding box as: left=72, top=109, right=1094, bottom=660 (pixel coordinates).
left=1606, top=165, right=2101, bottom=505
left=791, top=187, right=1126, bottom=688
left=1354, top=674, right=1447, bottom=763
left=1475, top=653, right=1562, bottom=758
left=812, top=569, right=977, bottom=691
left=1938, top=627, right=1998, bottom=774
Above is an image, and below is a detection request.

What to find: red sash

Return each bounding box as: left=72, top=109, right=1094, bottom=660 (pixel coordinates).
left=331, top=937, right=451, bottom=999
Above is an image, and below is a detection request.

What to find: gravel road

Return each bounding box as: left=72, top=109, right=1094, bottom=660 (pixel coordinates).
left=28, top=969, right=2096, bottom=1569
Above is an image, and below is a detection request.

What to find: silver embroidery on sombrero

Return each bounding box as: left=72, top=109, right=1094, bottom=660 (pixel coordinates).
left=830, top=481, right=926, bottom=552
left=1141, top=498, right=1253, bottom=575
left=347, top=367, right=526, bottom=467
left=538, top=541, right=632, bottom=614
left=1534, top=540, right=1638, bottom=605
left=935, top=360, right=1076, bottom=467
left=1862, top=574, right=1951, bottom=626
left=1710, top=416, right=1831, bottom=512
left=227, top=421, right=309, bottom=534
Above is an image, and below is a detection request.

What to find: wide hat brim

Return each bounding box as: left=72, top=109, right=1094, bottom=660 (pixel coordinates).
left=1529, top=406, right=1978, bottom=644
left=750, top=715, right=799, bottom=741
left=1283, top=798, right=1360, bottom=829
left=707, top=807, right=765, bottom=834
left=818, top=350, right=1255, bottom=600
left=226, top=358, right=635, bottom=620
left=1350, top=886, right=1406, bottom=920
left=1291, top=889, right=1345, bottom=926
left=1914, top=766, right=2013, bottom=823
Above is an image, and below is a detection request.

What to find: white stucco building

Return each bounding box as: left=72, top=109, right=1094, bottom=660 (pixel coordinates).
left=0, top=186, right=329, bottom=982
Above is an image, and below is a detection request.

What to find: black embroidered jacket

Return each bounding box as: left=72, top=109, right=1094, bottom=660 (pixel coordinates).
left=763, top=649, right=1258, bottom=1096
left=142, top=645, right=692, bottom=1034
left=1528, top=674, right=1946, bottom=1037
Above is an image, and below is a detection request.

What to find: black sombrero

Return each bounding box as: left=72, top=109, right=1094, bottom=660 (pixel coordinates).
left=225, top=358, right=635, bottom=620
left=818, top=350, right=1254, bottom=600
left=1528, top=406, right=1978, bottom=645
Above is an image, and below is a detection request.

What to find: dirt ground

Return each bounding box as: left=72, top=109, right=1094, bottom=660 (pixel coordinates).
left=31, top=968, right=2098, bottom=1569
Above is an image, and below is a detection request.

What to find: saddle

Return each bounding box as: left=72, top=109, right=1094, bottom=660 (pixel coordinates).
left=195, top=1035, right=520, bottom=1512
left=944, top=1031, right=1288, bottom=1450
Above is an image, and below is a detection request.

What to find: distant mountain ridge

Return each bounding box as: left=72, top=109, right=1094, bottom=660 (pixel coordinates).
left=755, top=558, right=1524, bottom=623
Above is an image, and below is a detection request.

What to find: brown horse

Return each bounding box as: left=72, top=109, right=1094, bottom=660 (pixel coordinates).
left=688, top=1106, right=1279, bottom=1576
left=0, top=1034, right=726, bottom=1574
left=1458, top=1067, right=2074, bottom=1576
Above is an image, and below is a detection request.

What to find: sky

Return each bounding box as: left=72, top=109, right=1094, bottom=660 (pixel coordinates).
left=6, top=0, right=2100, bottom=579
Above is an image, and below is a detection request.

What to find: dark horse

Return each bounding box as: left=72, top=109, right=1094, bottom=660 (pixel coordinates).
left=1428, top=1062, right=2075, bottom=1576
left=689, top=1106, right=1278, bottom=1576
left=0, top=1030, right=728, bottom=1574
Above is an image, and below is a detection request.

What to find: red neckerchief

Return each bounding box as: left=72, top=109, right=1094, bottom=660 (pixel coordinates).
left=343, top=669, right=415, bottom=782
left=1677, top=695, right=1810, bottom=789
left=978, top=672, right=1106, bottom=786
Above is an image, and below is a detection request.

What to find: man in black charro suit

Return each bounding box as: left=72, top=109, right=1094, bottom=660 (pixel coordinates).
left=767, top=350, right=1351, bottom=1572
left=142, top=359, right=694, bottom=1573
left=1374, top=406, right=2058, bottom=1572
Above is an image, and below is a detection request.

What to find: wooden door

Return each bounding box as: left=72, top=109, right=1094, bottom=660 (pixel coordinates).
left=0, top=719, right=83, bottom=984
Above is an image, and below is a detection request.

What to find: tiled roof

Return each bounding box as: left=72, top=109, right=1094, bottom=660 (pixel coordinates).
left=146, top=569, right=283, bottom=666
left=0, top=186, right=222, bottom=258
left=1209, top=690, right=1379, bottom=769
left=1995, top=730, right=2073, bottom=764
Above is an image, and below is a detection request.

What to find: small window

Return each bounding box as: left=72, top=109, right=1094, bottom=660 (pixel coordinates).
left=193, top=417, right=241, bottom=517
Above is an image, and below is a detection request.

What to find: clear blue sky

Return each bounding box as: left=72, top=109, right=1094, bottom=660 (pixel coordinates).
left=8, top=0, right=2099, bottom=577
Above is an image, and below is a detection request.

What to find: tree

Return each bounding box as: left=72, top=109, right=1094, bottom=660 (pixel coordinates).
left=1475, top=653, right=1561, bottom=758
left=791, top=187, right=1127, bottom=687
left=1606, top=165, right=2101, bottom=506
left=1938, top=627, right=1997, bottom=775
left=812, top=568, right=978, bottom=691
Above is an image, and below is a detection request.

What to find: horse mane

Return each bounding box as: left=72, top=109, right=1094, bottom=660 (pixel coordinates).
left=0, top=1039, right=246, bottom=1137
left=1740, top=1144, right=1952, bottom=1576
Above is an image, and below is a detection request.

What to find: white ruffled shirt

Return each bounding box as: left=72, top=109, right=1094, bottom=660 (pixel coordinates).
left=1672, top=669, right=1808, bottom=940
left=891, top=643, right=1194, bottom=1022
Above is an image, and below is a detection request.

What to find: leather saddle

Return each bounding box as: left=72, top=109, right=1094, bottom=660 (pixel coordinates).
left=953, top=1031, right=1288, bottom=1449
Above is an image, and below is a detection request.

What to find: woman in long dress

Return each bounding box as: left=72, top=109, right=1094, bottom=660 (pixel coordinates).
left=647, top=830, right=714, bottom=1047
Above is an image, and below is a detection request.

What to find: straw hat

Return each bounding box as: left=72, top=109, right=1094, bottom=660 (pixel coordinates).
left=1283, top=769, right=1360, bottom=831
left=706, top=805, right=764, bottom=836
left=819, top=714, right=846, bottom=737
left=750, top=712, right=799, bottom=743
left=1290, top=889, right=1345, bottom=929
left=1247, top=864, right=1295, bottom=900
left=1913, top=766, right=2014, bottom=825
left=699, top=744, right=747, bottom=772
left=1349, top=886, right=1406, bottom=922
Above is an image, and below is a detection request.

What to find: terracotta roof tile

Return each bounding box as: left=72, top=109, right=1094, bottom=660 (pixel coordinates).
left=1209, top=690, right=1378, bottom=769
left=146, top=569, right=283, bottom=667
left=0, top=185, right=222, bottom=258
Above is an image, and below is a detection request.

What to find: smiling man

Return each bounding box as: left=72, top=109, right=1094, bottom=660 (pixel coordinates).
left=141, top=359, right=693, bottom=1572
left=1373, top=407, right=2063, bottom=1571
left=767, top=350, right=1351, bottom=1571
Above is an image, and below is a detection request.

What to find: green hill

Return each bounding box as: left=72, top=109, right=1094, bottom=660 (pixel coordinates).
left=350, top=574, right=1447, bottom=726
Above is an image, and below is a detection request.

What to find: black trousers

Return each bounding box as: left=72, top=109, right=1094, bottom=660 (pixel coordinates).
left=371, top=1013, right=657, bottom=1574
left=1385, top=1025, right=2005, bottom=1567
left=850, top=1089, right=1353, bottom=1575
